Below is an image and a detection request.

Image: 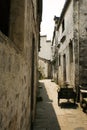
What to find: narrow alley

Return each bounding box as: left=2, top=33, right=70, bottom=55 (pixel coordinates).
left=33, top=80, right=87, bottom=130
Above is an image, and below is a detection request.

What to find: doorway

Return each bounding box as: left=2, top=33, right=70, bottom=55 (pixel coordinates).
left=31, top=34, right=35, bottom=129
left=63, top=54, right=66, bottom=82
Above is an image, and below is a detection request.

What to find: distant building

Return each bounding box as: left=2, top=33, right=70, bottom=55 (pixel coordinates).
left=52, top=0, right=87, bottom=99
left=38, top=35, right=52, bottom=79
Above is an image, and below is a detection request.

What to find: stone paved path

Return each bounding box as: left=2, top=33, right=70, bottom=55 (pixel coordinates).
left=33, top=79, right=87, bottom=130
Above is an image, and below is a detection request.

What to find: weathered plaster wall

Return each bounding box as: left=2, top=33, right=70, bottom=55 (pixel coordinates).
left=0, top=32, right=31, bottom=130
left=58, top=0, right=75, bottom=86
left=57, top=0, right=87, bottom=98
left=0, top=0, right=40, bottom=129
left=79, top=0, right=87, bottom=85
left=38, top=36, right=52, bottom=79
left=9, top=0, right=25, bottom=50
left=38, top=59, right=48, bottom=78
left=39, top=36, right=52, bottom=60
left=73, top=0, right=80, bottom=98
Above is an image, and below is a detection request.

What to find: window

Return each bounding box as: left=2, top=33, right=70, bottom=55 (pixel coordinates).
left=0, top=0, right=11, bottom=36
left=69, top=40, right=73, bottom=63
left=59, top=54, right=61, bottom=66
left=62, top=19, right=65, bottom=32
left=63, top=54, right=66, bottom=81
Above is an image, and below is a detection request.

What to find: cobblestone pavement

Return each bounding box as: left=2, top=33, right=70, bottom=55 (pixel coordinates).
left=33, top=79, right=87, bottom=130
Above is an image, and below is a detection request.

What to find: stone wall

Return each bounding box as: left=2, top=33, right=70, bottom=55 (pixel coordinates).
left=0, top=32, right=31, bottom=130
left=0, top=0, right=41, bottom=129
left=79, top=0, right=87, bottom=85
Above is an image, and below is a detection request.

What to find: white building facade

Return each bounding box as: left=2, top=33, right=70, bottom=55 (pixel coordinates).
left=38, top=35, right=52, bottom=78
left=52, top=0, right=87, bottom=100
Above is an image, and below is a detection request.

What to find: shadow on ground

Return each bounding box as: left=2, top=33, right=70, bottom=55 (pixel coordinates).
left=58, top=101, right=78, bottom=109
left=33, top=81, right=61, bottom=130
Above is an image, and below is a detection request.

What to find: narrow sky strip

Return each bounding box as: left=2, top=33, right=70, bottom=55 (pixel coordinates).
left=41, top=0, right=66, bottom=40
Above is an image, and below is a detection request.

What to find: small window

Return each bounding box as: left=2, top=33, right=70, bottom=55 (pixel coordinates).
left=69, top=41, right=73, bottom=63
left=62, top=19, right=65, bottom=32
left=59, top=54, right=61, bottom=66
left=0, top=0, right=11, bottom=36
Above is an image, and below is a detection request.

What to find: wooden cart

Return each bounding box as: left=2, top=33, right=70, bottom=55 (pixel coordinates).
left=57, top=87, right=76, bottom=105
left=79, top=85, right=87, bottom=112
